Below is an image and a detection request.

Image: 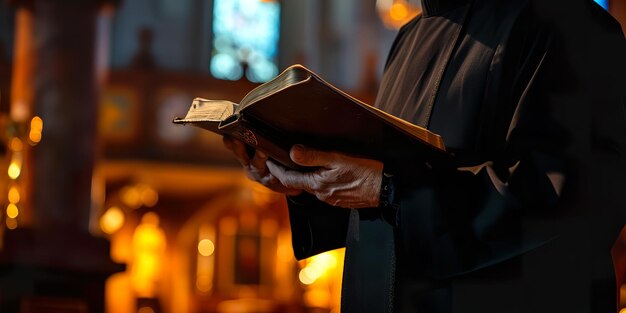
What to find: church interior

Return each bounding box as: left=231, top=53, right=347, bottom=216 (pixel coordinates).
left=0, top=0, right=624, bottom=313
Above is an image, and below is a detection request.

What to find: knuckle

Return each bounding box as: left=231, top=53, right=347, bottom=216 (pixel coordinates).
left=310, top=179, right=324, bottom=191
left=316, top=192, right=329, bottom=202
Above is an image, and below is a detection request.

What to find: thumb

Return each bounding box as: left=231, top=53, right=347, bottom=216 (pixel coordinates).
left=290, top=145, right=334, bottom=167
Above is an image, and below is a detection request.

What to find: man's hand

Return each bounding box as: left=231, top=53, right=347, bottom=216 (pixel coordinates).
left=223, top=136, right=303, bottom=196
left=267, top=145, right=383, bottom=208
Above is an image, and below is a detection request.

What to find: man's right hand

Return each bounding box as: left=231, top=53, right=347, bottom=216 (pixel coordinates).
left=223, top=136, right=303, bottom=196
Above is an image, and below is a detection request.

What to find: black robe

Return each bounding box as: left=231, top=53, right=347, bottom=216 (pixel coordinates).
left=287, top=0, right=626, bottom=312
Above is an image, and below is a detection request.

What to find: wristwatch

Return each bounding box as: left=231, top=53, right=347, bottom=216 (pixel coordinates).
left=379, top=172, right=399, bottom=227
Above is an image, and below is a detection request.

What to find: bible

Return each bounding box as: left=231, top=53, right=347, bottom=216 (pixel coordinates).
left=173, top=64, right=448, bottom=171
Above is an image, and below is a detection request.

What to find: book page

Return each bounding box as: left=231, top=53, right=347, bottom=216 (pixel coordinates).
left=239, top=65, right=312, bottom=110
left=177, top=98, right=237, bottom=122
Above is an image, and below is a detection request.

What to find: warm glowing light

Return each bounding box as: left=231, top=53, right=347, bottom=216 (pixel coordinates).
left=120, top=186, right=142, bottom=209
left=299, top=268, right=316, bottom=285
left=298, top=250, right=342, bottom=287
left=131, top=212, right=166, bottom=297
left=29, top=116, right=43, bottom=144
left=6, top=217, right=17, bottom=229
left=8, top=162, right=21, bottom=179
left=303, top=264, right=323, bottom=280
left=198, top=239, right=215, bottom=256
left=312, top=252, right=337, bottom=270
left=29, top=130, right=41, bottom=143
left=389, top=2, right=408, bottom=21
left=196, top=275, right=213, bottom=292
left=6, top=203, right=19, bottom=219
left=8, top=186, right=20, bottom=204
left=139, top=185, right=159, bottom=207
left=619, top=309, right=626, bottom=313
left=219, top=217, right=237, bottom=236
left=277, top=244, right=292, bottom=262
left=377, top=0, right=421, bottom=29
left=304, top=289, right=331, bottom=308
left=31, top=116, right=43, bottom=130
left=99, top=206, right=125, bottom=234
left=9, top=138, right=23, bottom=152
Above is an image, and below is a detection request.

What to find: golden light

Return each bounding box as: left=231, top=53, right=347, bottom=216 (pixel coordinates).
left=131, top=212, right=165, bottom=298
left=29, top=130, right=41, bottom=143
left=377, top=0, right=421, bottom=29
left=390, top=2, right=409, bottom=21
left=6, top=203, right=19, bottom=219
left=139, top=185, right=159, bottom=207
left=298, top=268, right=316, bottom=285
left=620, top=309, right=626, bottom=313
left=303, top=264, right=323, bottom=280
left=6, top=217, right=17, bottom=230
left=9, top=138, right=23, bottom=152
left=31, top=116, right=43, bottom=131
left=99, top=206, right=125, bottom=234
left=8, top=162, right=21, bottom=179
left=196, top=274, right=213, bottom=292
left=304, top=289, right=331, bottom=309
left=8, top=186, right=20, bottom=204
left=120, top=186, right=142, bottom=209
left=29, top=116, right=43, bottom=144
left=311, top=252, right=337, bottom=270
left=198, top=239, right=215, bottom=256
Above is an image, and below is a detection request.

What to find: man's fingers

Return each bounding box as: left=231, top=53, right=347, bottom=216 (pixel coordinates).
left=250, top=150, right=269, bottom=174
left=267, top=160, right=315, bottom=191
left=259, top=174, right=303, bottom=196
left=230, top=138, right=250, bottom=166
left=290, top=145, right=335, bottom=167
left=223, top=136, right=234, bottom=150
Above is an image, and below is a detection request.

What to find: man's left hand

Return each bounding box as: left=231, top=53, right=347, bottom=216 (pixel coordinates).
left=266, top=145, right=383, bottom=208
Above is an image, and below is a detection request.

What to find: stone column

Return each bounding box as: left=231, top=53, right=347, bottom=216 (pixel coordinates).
left=0, top=1, right=123, bottom=312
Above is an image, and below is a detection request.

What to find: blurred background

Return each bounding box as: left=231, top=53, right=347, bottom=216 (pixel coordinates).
left=0, top=0, right=623, bottom=313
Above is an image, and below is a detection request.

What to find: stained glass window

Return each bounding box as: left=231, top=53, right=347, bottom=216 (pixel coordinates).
left=594, top=0, right=609, bottom=10
left=211, top=0, right=281, bottom=83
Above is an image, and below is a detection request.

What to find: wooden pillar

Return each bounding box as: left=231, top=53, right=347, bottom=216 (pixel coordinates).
left=0, top=1, right=123, bottom=312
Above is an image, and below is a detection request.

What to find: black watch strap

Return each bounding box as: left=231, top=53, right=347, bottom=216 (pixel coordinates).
left=379, top=172, right=399, bottom=227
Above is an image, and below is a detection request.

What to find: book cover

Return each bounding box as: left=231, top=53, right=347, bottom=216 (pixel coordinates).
left=173, top=64, right=448, bottom=171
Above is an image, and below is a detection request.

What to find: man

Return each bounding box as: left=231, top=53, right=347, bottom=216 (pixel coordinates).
left=224, top=0, right=626, bottom=312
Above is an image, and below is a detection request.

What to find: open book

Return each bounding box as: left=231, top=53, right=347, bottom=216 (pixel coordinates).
left=173, top=64, right=448, bottom=170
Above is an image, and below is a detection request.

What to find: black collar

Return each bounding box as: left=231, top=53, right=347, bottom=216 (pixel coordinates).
left=421, top=0, right=470, bottom=16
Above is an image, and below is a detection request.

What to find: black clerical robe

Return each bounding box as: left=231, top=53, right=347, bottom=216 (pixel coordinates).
left=287, top=0, right=626, bottom=312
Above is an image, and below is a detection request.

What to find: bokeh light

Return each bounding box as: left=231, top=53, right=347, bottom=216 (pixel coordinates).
left=8, top=162, right=21, bottom=179
left=6, top=217, right=18, bottom=230
left=29, top=116, right=43, bottom=144
left=100, top=206, right=125, bottom=234
left=8, top=186, right=20, bottom=204
left=6, top=203, right=19, bottom=219
left=198, top=239, right=215, bottom=257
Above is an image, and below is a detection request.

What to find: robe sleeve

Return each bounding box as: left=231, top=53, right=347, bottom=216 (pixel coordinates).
left=394, top=13, right=626, bottom=280
left=284, top=19, right=421, bottom=261
left=286, top=192, right=351, bottom=260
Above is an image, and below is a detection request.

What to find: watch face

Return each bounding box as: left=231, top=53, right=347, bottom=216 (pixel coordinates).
left=157, top=91, right=195, bottom=144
